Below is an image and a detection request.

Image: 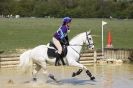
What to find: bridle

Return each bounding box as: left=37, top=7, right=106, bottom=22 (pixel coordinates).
left=69, top=32, right=94, bottom=55
left=69, top=32, right=94, bottom=61
left=85, top=32, right=94, bottom=49
left=69, top=32, right=94, bottom=47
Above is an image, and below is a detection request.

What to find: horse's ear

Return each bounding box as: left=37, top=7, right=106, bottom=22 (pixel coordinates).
left=92, top=35, right=100, bottom=37
left=88, top=30, right=91, bottom=34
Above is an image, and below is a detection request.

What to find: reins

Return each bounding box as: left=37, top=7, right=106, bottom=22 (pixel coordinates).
left=68, top=32, right=93, bottom=62
left=69, top=44, right=87, bottom=62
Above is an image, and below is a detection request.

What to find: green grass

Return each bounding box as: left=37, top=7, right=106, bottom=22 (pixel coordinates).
left=0, top=18, right=133, bottom=53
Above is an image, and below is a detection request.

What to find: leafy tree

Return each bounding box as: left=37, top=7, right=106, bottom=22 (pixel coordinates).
left=0, top=0, right=133, bottom=18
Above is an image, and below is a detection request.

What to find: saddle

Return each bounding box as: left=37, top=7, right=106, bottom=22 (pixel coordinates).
left=47, top=42, right=67, bottom=58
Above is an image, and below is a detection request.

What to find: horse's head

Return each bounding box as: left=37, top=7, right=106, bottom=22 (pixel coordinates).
left=84, top=31, right=94, bottom=50
left=70, top=31, right=94, bottom=50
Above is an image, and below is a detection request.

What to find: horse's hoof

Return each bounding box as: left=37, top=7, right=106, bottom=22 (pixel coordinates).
left=90, top=76, right=95, bottom=80
left=33, top=78, right=37, bottom=81
left=49, top=74, right=57, bottom=81
left=72, top=72, right=76, bottom=77
left=8, top=79, right=14, bottom=84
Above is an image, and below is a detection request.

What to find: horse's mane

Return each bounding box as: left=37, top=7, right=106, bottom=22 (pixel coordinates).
left=70, top=32, right=85, bottom=41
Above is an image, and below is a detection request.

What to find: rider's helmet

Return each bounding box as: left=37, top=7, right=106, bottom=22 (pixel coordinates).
left=63, top=17, right=72, bottom=24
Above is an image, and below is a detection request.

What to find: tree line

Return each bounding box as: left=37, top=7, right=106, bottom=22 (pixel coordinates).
left=0, top=0, right=133, bottom=18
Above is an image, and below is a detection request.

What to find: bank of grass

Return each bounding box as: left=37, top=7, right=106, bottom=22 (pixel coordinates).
left=0, top=18, right=133, bottom=53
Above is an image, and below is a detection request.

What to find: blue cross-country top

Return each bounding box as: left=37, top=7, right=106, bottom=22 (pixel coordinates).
left=54, top=25, right=69, bottom=41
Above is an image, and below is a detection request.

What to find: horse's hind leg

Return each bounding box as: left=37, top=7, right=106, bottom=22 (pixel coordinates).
left=32, top=63, right=41, bottom=81
left=39, top=60, right=58, bottom=82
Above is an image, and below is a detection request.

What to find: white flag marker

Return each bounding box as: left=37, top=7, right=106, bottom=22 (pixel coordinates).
left=102, top=20, right=107, bottom=59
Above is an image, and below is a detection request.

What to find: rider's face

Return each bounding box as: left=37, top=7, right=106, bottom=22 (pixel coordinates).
left=67, top=22, right=71, bottom=26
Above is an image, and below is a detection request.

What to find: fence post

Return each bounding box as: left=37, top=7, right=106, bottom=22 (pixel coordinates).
left=0, top=51, right=4, bottom=68
left=94, top=50, right=97, bottom=62
left=0, top=56, right=1, bottom=68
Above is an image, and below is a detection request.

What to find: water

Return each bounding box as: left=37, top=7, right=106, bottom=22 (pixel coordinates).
left=0, top=63, right=133, bottom=88
left=93, top=63, right=133, bottom=88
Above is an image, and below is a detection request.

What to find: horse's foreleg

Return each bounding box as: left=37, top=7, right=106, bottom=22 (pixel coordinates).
left=68, top=59, right=86, bottom=76
left=86, top=70, right=95, bottom=80
left=68, top=59, right=95, bottom=80
left=72, top=69, right=83, bottom=77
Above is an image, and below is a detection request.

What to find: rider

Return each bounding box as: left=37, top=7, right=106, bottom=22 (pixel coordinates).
left=53, top=17, right=72, bottom=66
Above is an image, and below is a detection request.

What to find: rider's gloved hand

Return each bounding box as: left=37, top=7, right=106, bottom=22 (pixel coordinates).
left=66, top=42, right=69, bottom=46
left=61, top=37, right=69, bottom=46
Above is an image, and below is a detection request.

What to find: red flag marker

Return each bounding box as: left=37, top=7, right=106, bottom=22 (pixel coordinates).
left=107, top=31, right=113, bottom=48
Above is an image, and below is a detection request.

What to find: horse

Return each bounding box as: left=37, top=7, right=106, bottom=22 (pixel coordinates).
left=19, top=31, right=95, bottom=82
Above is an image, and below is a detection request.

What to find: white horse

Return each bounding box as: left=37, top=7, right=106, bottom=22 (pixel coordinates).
left=19, top=31, right=95, bottom=82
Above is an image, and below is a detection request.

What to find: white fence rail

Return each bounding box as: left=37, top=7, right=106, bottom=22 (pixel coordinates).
left=0, top=48, right=133, bottom=68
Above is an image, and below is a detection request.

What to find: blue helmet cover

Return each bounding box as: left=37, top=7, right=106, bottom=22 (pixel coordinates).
left=63, top=17, right=72, bottom=23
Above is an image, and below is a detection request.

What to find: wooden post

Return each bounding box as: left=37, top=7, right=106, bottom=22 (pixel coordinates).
left=94, top=50, right=97, bottom=62
left=0, top=56, right=1, bottom=68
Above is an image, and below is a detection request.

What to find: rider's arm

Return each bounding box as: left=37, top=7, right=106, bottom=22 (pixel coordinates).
left=64, top=35, right=69, bottom=45
left=58, top=26, right=67, bottom=39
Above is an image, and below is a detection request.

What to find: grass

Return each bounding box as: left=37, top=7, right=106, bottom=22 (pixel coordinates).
left=0, top=18, right=133, bottom=53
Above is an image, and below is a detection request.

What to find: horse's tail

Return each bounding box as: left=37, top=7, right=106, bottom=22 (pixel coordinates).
left=19, top=50, right=32, bottom=73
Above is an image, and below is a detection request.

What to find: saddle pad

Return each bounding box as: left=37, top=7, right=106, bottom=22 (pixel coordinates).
left=47, top=48, right=57, bottom=58
left=47, top=47, right=68, bottom=58
left=47, top=41, right=68, bottom=58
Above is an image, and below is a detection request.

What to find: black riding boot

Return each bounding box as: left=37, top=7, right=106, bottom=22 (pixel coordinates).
left=55, top=53, right=66, bottom=66
left=59, top=54, right=66, bottom=65
left=55, top=53, right=61, bottom=66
